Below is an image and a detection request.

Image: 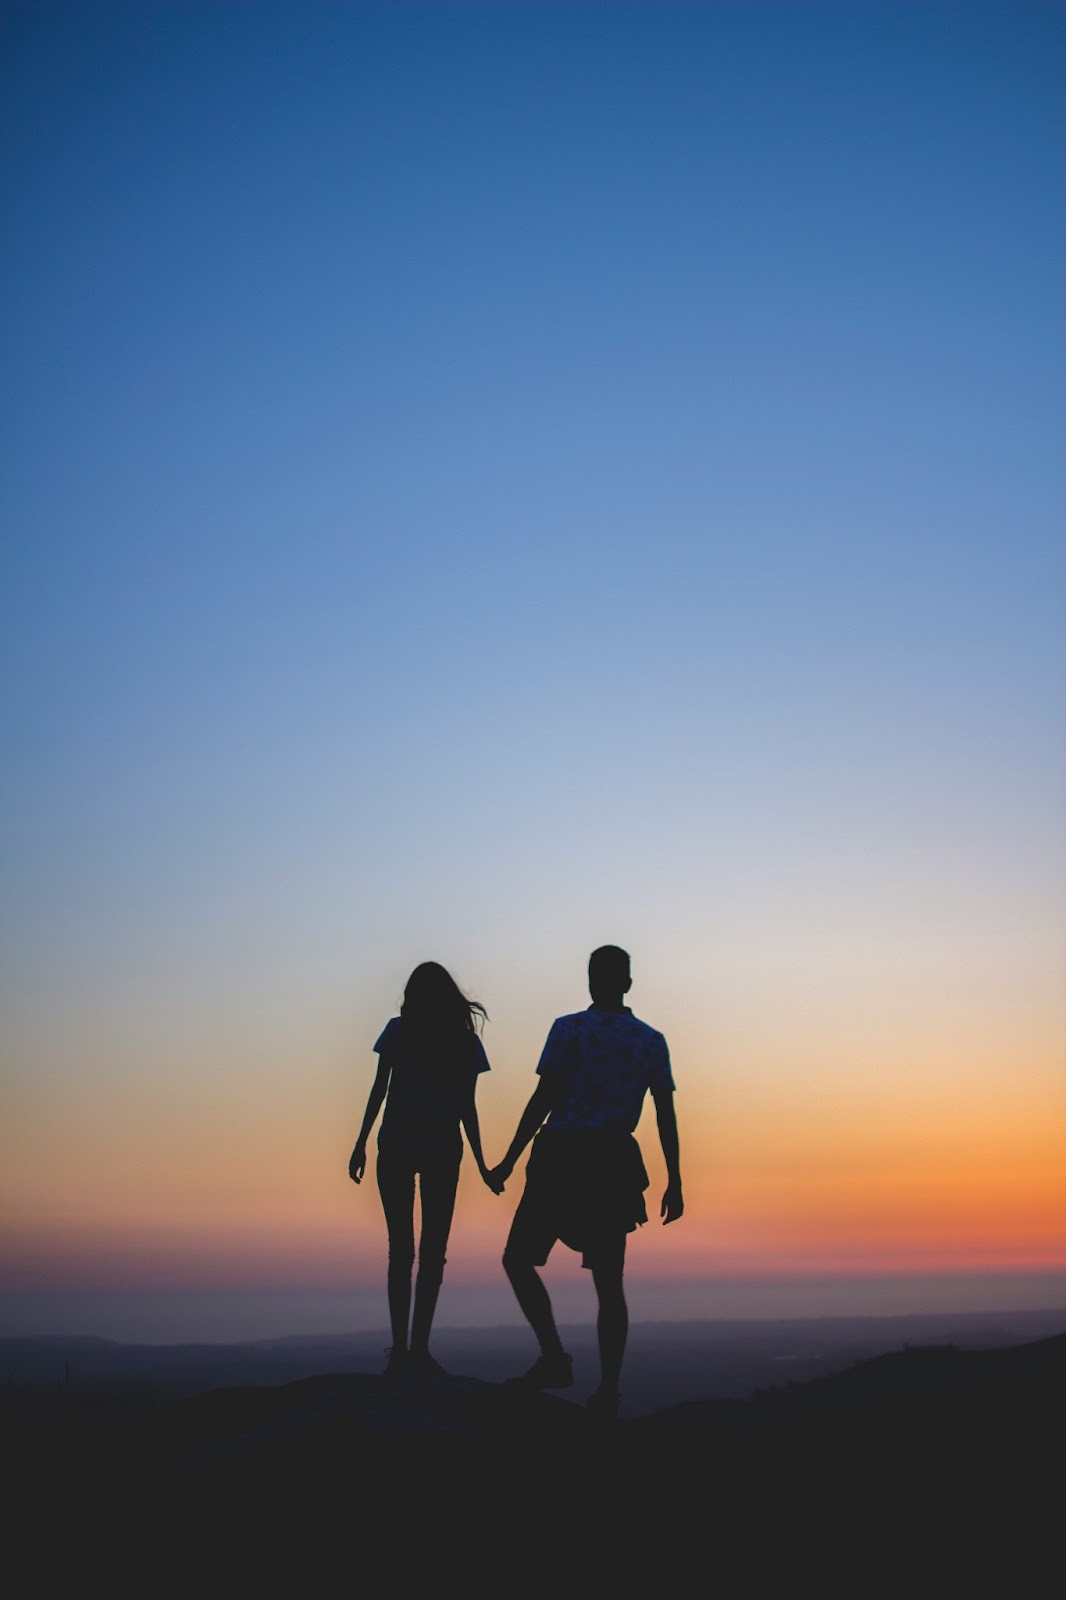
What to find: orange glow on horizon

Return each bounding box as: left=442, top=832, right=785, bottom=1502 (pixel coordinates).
left=4, top=999, right=1063, bottom=1298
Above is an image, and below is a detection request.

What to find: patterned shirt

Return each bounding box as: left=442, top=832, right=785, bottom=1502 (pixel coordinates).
left=537, top=1006, right=674, bottom=1135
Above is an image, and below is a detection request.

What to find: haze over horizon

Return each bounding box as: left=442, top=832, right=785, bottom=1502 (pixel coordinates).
left=5, top=1271, right=1066, bottom=1348
left=2, top=3, right=1064, bottom=1343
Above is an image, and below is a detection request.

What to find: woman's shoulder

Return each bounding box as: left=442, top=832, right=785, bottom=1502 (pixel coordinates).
left=373, top=1016, right=403, bottom=1053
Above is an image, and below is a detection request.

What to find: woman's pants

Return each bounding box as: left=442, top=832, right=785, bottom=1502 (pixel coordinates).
left=376, top=1138, right=462, bottom=1351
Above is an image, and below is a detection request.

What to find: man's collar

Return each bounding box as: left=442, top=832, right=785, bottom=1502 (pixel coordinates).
left=588, top=1003, right=631, bottom=1015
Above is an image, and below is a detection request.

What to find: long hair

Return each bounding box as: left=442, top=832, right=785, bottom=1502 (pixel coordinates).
left=400, top=962, right=486, bottom=1079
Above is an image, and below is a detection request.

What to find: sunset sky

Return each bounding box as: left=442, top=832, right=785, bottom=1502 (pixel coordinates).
left=2, top=1, right=1063, bottom=1341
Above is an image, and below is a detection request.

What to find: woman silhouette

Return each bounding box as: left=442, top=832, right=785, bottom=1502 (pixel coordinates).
left=349, top=962, right=500, bottom=1375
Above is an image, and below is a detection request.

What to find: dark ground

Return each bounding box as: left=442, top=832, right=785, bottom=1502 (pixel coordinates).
left=4, top=1318, right=1061, bottom=1594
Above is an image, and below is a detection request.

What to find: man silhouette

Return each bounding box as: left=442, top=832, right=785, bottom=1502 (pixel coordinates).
left=491, top=946, right=683, bottom=1417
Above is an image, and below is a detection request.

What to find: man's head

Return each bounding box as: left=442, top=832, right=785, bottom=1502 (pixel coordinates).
left=588, top=945, right=632, bottom=1006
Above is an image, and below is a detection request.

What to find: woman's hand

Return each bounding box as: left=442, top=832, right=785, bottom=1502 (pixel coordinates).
left=349, top=1144, right=367, bottom=1184
left=486, top=1161, right=512, bottom=1193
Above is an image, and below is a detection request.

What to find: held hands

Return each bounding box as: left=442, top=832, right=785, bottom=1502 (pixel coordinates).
left=349, top=1144, right=367, bottom=1185
left=481, top=1164, right=506, bottom=1195
left=661, top=1182, right=684, bottom=1224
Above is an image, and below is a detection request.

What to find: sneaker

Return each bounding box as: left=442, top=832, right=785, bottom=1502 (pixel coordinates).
left=381, top=1346, right=408, bottom=1379
left=586, top=1387, right=620, bottom=1421
left=506, top=1350, right=574, bottom=1390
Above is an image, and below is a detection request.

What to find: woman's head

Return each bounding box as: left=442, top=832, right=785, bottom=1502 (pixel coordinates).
left=401, top=961, right=487, bottom=1038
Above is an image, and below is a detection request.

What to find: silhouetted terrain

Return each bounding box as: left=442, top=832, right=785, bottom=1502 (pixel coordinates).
left=4, top=1314, right=1061, bottom=1591
left=3, top=1304, right=1061, bottom=1412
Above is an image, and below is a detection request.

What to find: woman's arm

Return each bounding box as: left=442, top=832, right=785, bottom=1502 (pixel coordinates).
left=349, top=1057, right=391, bottom=1183
left=460, top=1079, right=501, bottom=1192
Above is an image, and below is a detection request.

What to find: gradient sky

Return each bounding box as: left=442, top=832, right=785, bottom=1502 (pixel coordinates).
left=2, top=2, right=1064, bottom=1338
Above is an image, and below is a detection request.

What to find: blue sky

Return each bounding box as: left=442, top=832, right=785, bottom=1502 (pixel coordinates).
left=1, top=3, right=1063, bottom=1334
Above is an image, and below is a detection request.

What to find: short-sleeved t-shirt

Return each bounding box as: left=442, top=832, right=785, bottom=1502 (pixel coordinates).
left=374, top=1016, right=490, bottom=1143
left=537, top=1006, right=674, bottom=1135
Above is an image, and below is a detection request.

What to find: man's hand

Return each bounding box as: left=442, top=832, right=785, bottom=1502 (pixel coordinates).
left=349, top=1144, right=367, bottom=1185
left=661, top=1182, right=684, bottom=1223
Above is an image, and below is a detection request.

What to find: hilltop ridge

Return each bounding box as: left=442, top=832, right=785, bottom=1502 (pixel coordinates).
left=6, top=1333, right=1061, bottom=1591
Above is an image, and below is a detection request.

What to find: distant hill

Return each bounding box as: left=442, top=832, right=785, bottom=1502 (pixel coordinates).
left=3, top=1303, right=1062, bottom=1412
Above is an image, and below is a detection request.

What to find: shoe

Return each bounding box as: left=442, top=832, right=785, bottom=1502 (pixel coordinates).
left=586, top=1387, right=620, bottom=1421
left=506, top=1350, right=574, bottom=1390
left=381, top=1346, right=408, bottom=1378
left=407, top=1351, right=448, bottom=1378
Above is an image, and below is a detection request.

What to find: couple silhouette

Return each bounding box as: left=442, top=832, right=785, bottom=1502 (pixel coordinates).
left=349, top=946, right=684, bottom=1417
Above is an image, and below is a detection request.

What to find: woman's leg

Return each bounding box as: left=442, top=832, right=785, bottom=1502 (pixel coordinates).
left=409, top=1146, right=461, bottom=1359
left=376, top=1145, right=416, bottom=1355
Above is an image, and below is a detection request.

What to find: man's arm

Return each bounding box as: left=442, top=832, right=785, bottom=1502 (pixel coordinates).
left=490, top=1078, right=556, bottom=1187
left=652, top=1083, right=683, bottom=1222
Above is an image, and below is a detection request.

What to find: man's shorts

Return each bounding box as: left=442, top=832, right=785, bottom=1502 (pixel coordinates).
left=504, top=1127, right=648, bottom=1272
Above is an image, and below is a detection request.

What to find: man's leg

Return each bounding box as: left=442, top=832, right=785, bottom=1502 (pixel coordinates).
left=589, top=1237, right=628, bottom=1400
left=503, top=1248, right=565, bottom=1359
left=502, top=1198, right=573, bottom=1386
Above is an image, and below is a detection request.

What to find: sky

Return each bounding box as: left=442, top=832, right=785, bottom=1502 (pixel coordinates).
left=1, top=1, right=1064, bottom=1341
